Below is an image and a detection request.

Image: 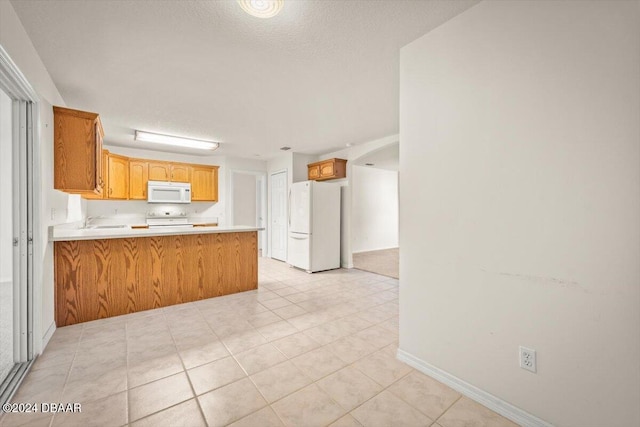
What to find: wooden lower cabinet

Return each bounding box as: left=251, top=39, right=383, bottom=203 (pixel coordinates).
left=54, top=231, right=258, bottom=326
left=129, top=160, right=148, bottom=200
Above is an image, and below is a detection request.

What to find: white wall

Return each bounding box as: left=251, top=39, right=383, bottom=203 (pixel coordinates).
left=0, top=89, right=12, bottom=283
left=292, top=153, right=317, bottom=183
left=232, top=173, right=257, bottom=226
left=351, top=165, right=398, bottom=253
left=399, top=2, right=639, bottom=426
left=1, top=0, right=73, bottom=352
left=320, top=134, right=399, bottom=267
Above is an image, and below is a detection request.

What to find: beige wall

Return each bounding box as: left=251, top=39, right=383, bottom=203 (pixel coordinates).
left=399, top=1, right=639, bottom=426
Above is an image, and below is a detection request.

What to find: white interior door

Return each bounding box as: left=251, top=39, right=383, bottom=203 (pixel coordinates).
left=270, top=171, right=287, bottom=261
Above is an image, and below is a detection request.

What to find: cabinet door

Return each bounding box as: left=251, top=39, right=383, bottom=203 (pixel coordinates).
left=107, top=155, right=129, bottom=199
left=319, top=161, right=335, bottom=178
left=191, top=166, right=218, bottom=201
left=129, top=160, right=148, bottom=200
left=53, top=107, right=101, bottom=193
left=82, top=150, right=108, bottom=199
left=308, top=165, right=320, bottom=180
left=95, top=121, right=104, bottom=193
left=170, top=164, right=190, bottom=182
left=148, top=162, right=170, bottom=181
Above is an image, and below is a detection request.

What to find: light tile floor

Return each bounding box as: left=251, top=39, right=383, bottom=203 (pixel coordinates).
left=0, top=258, right=518, bottom=427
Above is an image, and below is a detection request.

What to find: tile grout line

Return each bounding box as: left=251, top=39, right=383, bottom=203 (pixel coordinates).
left=48, top=323, right=86, bottom=427
left=432, top=395, right=464, bottom=427
left=171, top=302, right=216, bottom=427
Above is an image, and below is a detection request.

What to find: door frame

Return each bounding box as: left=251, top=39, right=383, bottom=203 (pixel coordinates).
left=0, top=44, right=38, bottom=405
left=228, top=169, right=267, bottom=255
left=268, top=169, right=288, bottom=260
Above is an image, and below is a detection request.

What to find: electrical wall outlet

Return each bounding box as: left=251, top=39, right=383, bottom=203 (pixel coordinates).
left=519, top=346, right=537, bottom=373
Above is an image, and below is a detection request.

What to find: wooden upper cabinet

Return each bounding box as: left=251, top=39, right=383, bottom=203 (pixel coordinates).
left=148, top=162, right=170, bottom=181
left=129, top=160, right=148, bottom=200
left=191, top=166, right=219, bottom=202
left=170, top=164, right=190, bottom=182
left=82, top=150, right=108, bottom=199
left=308, top=164, right=320, bottom=180
left=53, top=106, right=104, bottom=194
left=307, top=158, right=347, bottom=181
left=106, top=153, right=129, bottom=199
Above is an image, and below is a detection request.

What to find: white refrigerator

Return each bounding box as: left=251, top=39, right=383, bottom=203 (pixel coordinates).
left=287, top=180, right=341, bottom=273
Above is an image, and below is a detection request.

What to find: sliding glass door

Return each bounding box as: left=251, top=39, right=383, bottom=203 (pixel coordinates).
left=0, top=87, right=14, bottom=390
left=0, top=45, right=36, bottom=405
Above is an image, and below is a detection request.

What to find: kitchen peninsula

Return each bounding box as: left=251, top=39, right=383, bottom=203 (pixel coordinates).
left=51, top=225, right=261, bottom=326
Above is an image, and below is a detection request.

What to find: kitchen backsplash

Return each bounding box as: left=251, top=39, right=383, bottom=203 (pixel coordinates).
left=85, top=200, right=224, bottom=226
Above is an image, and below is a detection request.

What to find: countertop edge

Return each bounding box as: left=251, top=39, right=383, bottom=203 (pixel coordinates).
left=50, top=226, right=264, bottom=242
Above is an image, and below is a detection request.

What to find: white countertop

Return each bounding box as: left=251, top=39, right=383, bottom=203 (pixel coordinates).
left=50, top=223, right=263, bottom=242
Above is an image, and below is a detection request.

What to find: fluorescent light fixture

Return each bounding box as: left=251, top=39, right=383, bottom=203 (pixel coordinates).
left=134, top=130, right=219, bottom=151
left=238, top=0, right=284, bottom=18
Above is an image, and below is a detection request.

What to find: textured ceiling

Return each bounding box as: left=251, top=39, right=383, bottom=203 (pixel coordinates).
left=11, top=0, right=477, bottom=158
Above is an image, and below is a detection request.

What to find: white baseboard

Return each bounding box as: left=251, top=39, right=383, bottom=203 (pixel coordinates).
left=352, top=246, right=399, bottom=254
left=396, top=348, right=553, bottom=427
left=42, top=322, right=56, bottom=351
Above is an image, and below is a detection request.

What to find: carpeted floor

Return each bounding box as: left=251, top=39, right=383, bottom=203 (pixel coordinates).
left=353, top=248, right=399, bottom=279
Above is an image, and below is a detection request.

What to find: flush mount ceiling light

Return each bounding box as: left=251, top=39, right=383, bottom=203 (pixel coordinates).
left=135, top=130, right=219, bottom=151
left=238, top=0, right=284, bottom=18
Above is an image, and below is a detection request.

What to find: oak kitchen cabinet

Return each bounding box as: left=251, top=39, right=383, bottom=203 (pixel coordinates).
left=53, top=106, right=104, bottom=194
left=307, top=158, right=347, bottom=181
left=84, top=150, right=130, bottom=200
left=129, top=160, right=148, bottom=200
left=106, top=152, right=129, bottom=199
left=191, top=166, right=219, bottom=201
left=54, top=107, right=219, bottom=202
left=170, top=164, right=191, bottom=182
left=148, top=161, right=170, bottom=181
left=147, top=161, right=190, bottom=182
left=119, top=160, right=218, bottom=202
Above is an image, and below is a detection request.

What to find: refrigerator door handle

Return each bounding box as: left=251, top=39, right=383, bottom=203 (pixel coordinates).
left=290, top=235, right=308, bottom=240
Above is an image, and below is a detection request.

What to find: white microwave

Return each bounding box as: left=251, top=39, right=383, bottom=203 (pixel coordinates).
left=147, top=181, right=191, bottom=204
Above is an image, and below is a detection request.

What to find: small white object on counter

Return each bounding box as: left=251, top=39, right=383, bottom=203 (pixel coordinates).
left=50, top=223, right=262, bottom=242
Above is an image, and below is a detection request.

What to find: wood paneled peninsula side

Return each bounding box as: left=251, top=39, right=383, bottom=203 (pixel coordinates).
left=51, top=226, right=260, bottom=327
